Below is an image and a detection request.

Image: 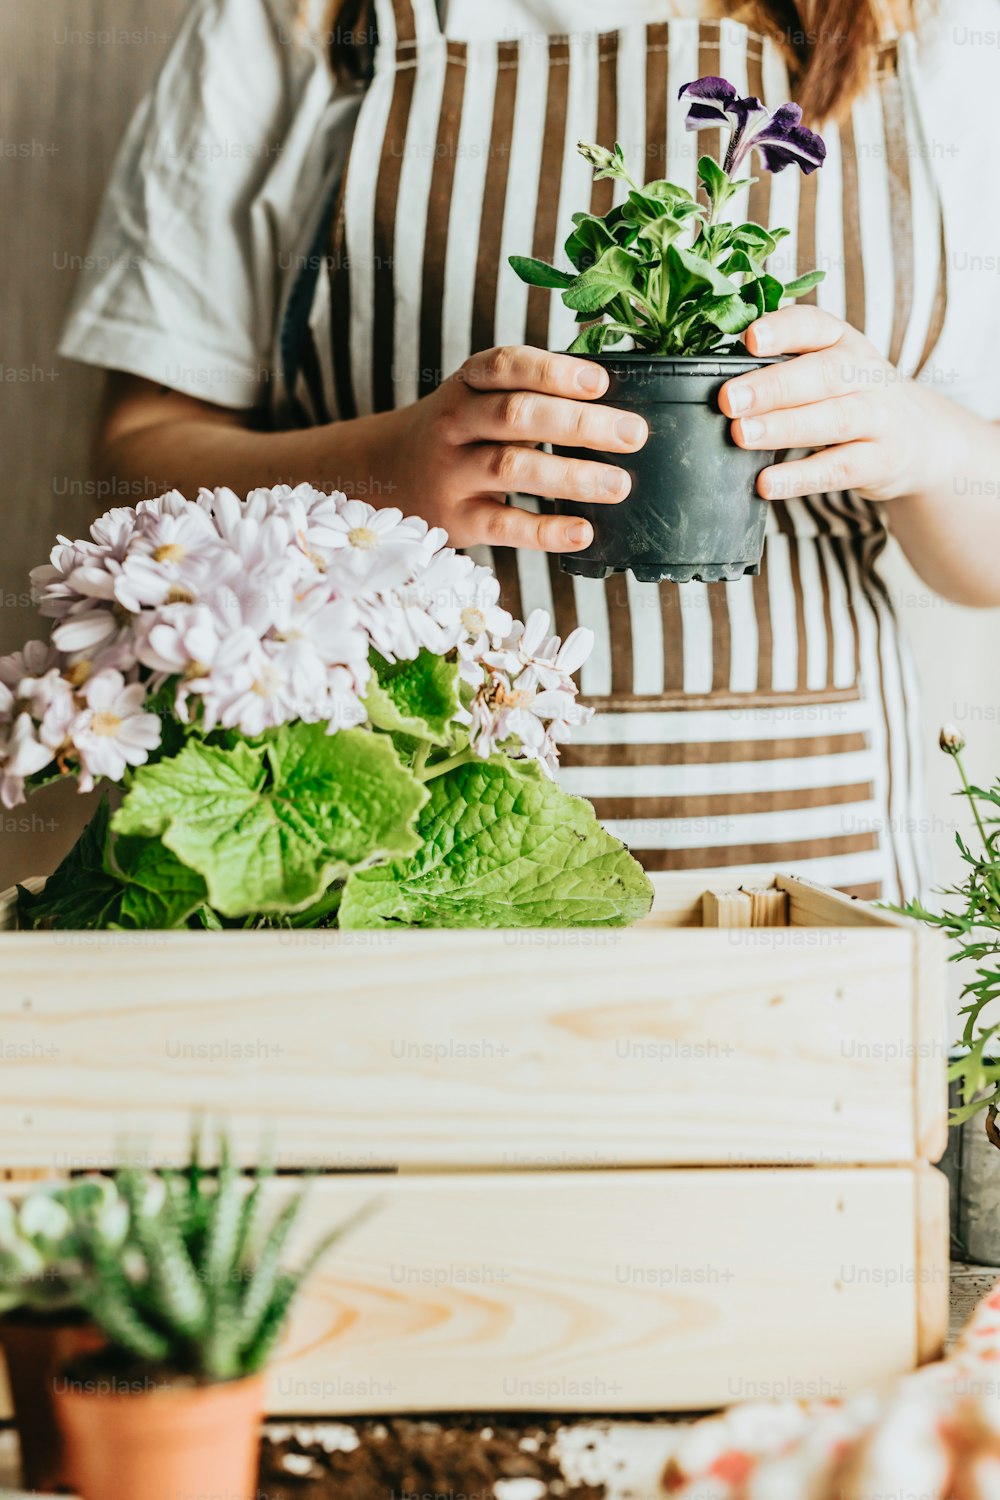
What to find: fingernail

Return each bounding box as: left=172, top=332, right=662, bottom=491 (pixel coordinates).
left=602, top=467, right=628, bottom=496
left=740, top=417, right=765, bottom=441
left=615, top=415, right=646, bottom=447
left=726, top=383, right=752, bottom=415
left=567, top=522, right=592, bottom=546
left=753, top=324, right=773, bottom=353
left=577, top=364, right=607, bottom=395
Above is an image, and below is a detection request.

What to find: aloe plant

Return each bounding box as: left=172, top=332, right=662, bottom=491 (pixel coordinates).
left=0, top=1179, right=128, bottom=1318
left=70, top=1130, right=368, bottom=1380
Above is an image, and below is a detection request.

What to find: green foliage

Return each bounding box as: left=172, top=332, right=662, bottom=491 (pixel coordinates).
left=16, top=650, right=652, bottom=932
left=895, top=739, right=1000, bottom=1140
left=70, top=1128, right=370, bottom=1381
left=0, top=1178, right=128, bottom=1317
left=110, top=723, right=427, bottom=918
left=339, top=758, right=654, bottom=929
left=509, top=141, right=824, bottom=356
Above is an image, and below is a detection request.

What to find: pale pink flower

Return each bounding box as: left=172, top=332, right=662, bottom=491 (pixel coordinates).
left=70, top=671, right=161, bottom=791
left=0, top=706, right=55, bottom=808
left=0, top=640, right=59, bottom=690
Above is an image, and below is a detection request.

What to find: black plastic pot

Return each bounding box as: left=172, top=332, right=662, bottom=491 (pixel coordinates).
left=555, top=352, right=784, bottom=584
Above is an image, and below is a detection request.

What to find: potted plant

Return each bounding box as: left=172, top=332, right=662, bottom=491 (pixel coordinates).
left=0, top=1180, right=119, bottom=1492
left=53, top=1131, right=367, bottom=1500
left=510, top=76, right=827, bottom=583
left=2, top=484, right=652, bottom=931
left=898, top=728, right=1000, bottom=1263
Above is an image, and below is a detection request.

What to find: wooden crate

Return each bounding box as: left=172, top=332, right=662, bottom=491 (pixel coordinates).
left=0, top=871, right=949, bottom=1412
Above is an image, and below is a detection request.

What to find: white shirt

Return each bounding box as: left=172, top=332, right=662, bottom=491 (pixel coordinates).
left=59, top=0, right=1000, bottom=418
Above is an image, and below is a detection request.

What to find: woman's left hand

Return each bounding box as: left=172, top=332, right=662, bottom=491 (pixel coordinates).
left=719, top=306, right=954, bottom=504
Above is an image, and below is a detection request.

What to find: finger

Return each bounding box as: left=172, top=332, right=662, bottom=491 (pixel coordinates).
left=757, top=442, right=883, bottom=502
left=460, top=345, right=610, bottom=400
left=720, top=347, right=857, bottom=418
left=463, top=443, right=632, bottom=505
left=732, top=393, right=885, bottom=452
left=461, top=498, right=594, bottom=554
left=745, top=305, right=859, bottom=358
left=472, top=390, right=647, bottom=454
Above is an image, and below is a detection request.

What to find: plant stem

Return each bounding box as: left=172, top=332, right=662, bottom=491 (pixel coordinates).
left=419, top=748, right=475, bottom=783
left=954, top=746, right=991, bottom=855
left=412, top=742, right=430, bottom=776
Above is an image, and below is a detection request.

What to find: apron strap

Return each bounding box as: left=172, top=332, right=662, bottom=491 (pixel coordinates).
left=372, top=0, right=442, bottom=49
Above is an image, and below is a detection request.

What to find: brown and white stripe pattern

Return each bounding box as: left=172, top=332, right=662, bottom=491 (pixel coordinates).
left=297, top=0, right=948, bottom=900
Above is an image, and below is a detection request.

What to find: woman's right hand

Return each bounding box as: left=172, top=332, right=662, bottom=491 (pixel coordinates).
left=388, top=345, right=649, bottom=552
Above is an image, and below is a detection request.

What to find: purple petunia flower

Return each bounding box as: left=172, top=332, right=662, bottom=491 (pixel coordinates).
left=678, top=75, right=826, bottom=176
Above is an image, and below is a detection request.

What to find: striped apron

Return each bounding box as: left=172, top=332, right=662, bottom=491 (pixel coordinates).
left=282, top=0, right=948, bottom=901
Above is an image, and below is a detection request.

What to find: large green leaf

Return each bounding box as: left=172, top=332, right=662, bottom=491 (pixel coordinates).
left=112, top=726, right=428, bottom=918
left=508, top=256, right=575, bottom=290
left=693, top=293, right=759, bottom=336
left=17, top=798, right=124, bottom=930
left=364, top=650, right=461, bottom=748
left=564, top=213, right=618, bottom=271
left=566, top=322, right=632, bottom=356
left=666, top=243, right=740, bottom=300
left=339, top=758, right=653, bottom=929
left=563, top=247, right=645, bottom=316
left=111, top=835, right=208, bottom=930
left=782, top=269, right=826, bottom=297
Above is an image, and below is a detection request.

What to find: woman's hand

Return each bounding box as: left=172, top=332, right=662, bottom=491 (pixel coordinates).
left=389, top=345, right=648, bottom=552
left=720, top=306, right=957, bottom=504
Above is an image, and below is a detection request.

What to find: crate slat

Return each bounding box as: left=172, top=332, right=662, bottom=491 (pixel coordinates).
left=0, top=922, right=933, bottom=1170
left=262, top=1167, right=941, bottom=1414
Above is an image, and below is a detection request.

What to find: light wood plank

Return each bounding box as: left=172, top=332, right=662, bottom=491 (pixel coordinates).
left=741, top=886, right=790, bottom=927
left=702, top=889, right=754, bottom=927
left=264, top=1169, right=934, bottom=1414
left=0, top=924, right=937, bottom=1169
left=915, top=1164, right=950, bottom=1364
left=779, top=873, right=908, bottom=929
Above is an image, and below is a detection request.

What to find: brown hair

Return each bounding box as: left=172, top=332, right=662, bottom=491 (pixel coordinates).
left=318, top=0, right=909, bottom=120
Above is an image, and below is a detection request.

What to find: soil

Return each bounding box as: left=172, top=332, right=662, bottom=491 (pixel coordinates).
left=259, top=1416, right=609, bottom=1500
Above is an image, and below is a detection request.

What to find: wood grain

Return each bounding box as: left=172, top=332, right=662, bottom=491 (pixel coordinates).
left=265, top=1169, right=937, bottom=1413
left=0, top=874, right=946, bottom=1171
left=915, top=1164, right=949, bottom=1365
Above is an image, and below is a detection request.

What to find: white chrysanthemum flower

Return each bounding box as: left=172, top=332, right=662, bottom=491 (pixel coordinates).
left=464, top=610, right=595, bottom=776
left=0, top=705, right=54, bottom=809
left=0, top=640, right=59, bottom=690
left=70, top=670, right=162, bottom=791
left=117, top=506, right=228, bottom=611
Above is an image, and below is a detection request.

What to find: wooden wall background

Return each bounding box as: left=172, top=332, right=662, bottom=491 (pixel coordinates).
left=0, top=1, right=188, bottom=885
left=0, top=0, right=998, bottom=915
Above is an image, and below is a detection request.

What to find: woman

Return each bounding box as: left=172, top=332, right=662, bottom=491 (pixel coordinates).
left=60, top=0, right=1000, bottom=900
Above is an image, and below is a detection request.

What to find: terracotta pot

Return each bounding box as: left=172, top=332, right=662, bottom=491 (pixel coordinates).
left=0, top=1313, right=105, bottom=1493
left=54, top=1368, right=266, bottom=1500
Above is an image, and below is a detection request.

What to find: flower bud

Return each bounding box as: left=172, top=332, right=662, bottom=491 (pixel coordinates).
left=939, top=725, right=966, bottom=755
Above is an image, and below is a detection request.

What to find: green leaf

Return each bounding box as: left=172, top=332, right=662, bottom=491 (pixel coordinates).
left=339, top=759, right=654, bottom=930
left=111, top=835, right=208, bottom=930
left=364, top=650, right=461, bottom=748
left=782, top=269, right=826, bottom=297
left=112, top=726, right=428, bottom=919
left=697, top=154, right=732, bottom=209
left=566, top=322, right=631, bottom=355
left=563, top=247, right=645, bottom=316
left=720, top=248, right=767, bottom=279
left=643, top=180, right=696, bottom=204
left=733, top=222, right=778, bottom=258
left=693, top=293, right=759, bottom=336
left=666, top=243, right=740, bottom=300
left=564, top=214, right=617, bottom=272
left=508, top=256, right=575, bottom=290
left=17, top=799, right=125, bottom=930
